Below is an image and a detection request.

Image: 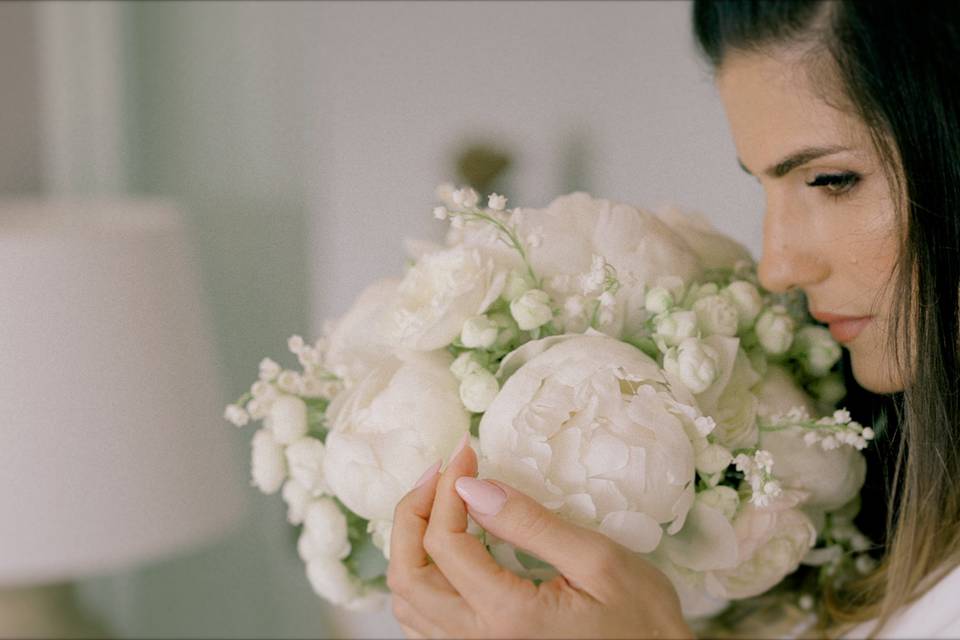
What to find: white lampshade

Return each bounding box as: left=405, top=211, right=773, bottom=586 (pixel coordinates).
left=0, top=199, right=246, bottom=586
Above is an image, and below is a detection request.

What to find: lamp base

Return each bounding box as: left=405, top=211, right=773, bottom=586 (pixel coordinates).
left=0, top=582, right=111, bottom=639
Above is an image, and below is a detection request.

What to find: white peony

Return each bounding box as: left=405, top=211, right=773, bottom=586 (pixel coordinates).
left=267, top=394, right=308, bottom=445
left=480, top=334, right=704, bottom=557
left=694, top=336, right=762, bottom=450
left=285, top=437, right=329, bottom=497
left=251, top=428, right=286, bottom=494
left=705, top=493, right=817, bottom=599
left=298, top=497, right=351, bottom=560
left=323, top=351, right=470, bottom=522
left=657, top=205, right=754, bottom=271
left=393, top=246, right=506, bottom=351
left=325, top=278, right=402, bottom=387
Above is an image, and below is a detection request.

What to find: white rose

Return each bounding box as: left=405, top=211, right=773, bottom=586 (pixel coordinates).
left=755, top=306, right=795, bottom=356
left=480, top=334, right=702, bottom=557
left=298, top=497, right=351, bottom=560
left=657, top=204, right=754, bottom=271
left=695, top=336, right=762, bottom=450
left=305, top=557, right=361, bottom=606
left=793, top=325, right=842, bottom=376
left=664, top=338, right=720, bottom=394
left=266, top=394, right=308, bottom=445
left=285, top=436, right=329, bottom=497
left=654, top=310, right=699, bottom=347
left=510, top=288, right=553, bottom=330
left=393, top=246, right=506, bottom=351
left=706, top=495, right=816, bottom=599
left=251, top=428, right=286, bottom=494
left=459, top=368, right=499, bottom=413
left=721, top=281, right=763, bottom=331
left=460, top=315, right=499, bottom=349
left=282, top=479, right=311, bottom=525
left=693, top=295, right=739, bottom=337
left=325, top=278, right=402, bottom=387
left=323, top=351, right=470, bottom=521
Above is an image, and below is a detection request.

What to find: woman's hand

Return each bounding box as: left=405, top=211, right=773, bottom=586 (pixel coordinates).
left=387, top=434, right=694, bottom=639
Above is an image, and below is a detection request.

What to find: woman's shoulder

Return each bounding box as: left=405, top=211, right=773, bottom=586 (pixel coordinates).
left=845, top=562, right=960, bottom=639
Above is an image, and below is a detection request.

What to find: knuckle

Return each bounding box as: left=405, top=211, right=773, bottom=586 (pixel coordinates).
left=386, top=565, right=409, bottom=596
left=587, top=539, right=624, bottom=574
left=514, top=507, right=553, bottom=546
left=421, top=528, right=442, bottom=559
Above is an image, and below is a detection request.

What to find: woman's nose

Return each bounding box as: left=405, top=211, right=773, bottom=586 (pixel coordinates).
left=757, top=201, right=829, bottom=294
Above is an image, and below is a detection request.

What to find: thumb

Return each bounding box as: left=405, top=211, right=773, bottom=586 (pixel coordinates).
left=454, top=477, right=618, bottom=587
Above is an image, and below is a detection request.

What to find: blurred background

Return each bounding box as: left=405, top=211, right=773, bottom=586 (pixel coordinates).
left=0, top=1, right=763, bottom=638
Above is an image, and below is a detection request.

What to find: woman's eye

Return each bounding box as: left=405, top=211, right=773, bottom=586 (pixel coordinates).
left=806, top=172, right=860, bottom=198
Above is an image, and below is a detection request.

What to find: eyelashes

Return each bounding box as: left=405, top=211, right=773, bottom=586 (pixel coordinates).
left=806, top=171, right=861, bottom=198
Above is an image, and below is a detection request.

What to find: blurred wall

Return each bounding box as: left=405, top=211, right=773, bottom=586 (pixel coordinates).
left=0, top=2, right=43, bottom=193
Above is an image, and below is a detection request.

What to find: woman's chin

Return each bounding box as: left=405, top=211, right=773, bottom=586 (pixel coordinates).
left=850, top=350, right=905, bottom=394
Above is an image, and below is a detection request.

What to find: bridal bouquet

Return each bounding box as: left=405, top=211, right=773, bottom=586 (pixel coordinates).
left=224, top=188, right=876, bottom=618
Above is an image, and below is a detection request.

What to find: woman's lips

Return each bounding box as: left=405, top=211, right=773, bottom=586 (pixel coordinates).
left=810, top=311, right=873, bottom=343
left=826, top=317, right=872, bottom=343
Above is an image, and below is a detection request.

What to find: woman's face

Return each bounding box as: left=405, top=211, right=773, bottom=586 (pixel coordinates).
left=716, top=50, right=904, bottom=393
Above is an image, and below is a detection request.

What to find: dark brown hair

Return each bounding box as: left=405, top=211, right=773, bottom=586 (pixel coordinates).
left=693, top=1, right=960, bottom=636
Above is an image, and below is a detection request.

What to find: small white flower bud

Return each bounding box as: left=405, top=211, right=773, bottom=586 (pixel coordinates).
left=460, top=315, right=499, bottom=349
left=259, top=358, right=281, bottom=382
left=251, top=428, right=286, bottom=494
left=459, top=369, right=500, bottom=413
left=510, top=288, right=553, bottom=330
left=663, top=338, right=720, bottom=394
left=276, top=370, right=302, bottom=394
left=266, top=394, right=309, bottom=445
left=645, top=286, right=674, bottom=315
left=224, top=403, right=250, bottom=427
left=302, top=498, right=351, bottom=560
left=287, top=334, right=305, bottom=354
left=433, top=205, right=449, bottom=220
left=810, top=373, right=847, bottom=406
left=695, top=442, right=733, bottom=475
left=855, top=554, right=877, bottom=574
left=450, top=352, right=486, bottom=380
left=501, top=269, right=534, bottom=302
left=654, top=310, right=699, bottom=347
left=697, top=486, right=740, bottom=521
left=721, top=281, right=763, bottom=330
left=862, top=427, right=875, bottom=440
left=286, top=437, right=328, bottom=496
left=487, top=193, right=507, bottom=211
left=693, top=294, right=740, bottom=337
left=282, top=479, right=311, bottom=525
left=795, top=325, right=842, bottom=376
left=755, top=306, right=796, bottom=355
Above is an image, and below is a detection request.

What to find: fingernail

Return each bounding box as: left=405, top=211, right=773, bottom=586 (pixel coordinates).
left=450, top=432, right=471, bottom=460
left=413, top=459, right=442, bottom=489
left=455, top=477, right=506, bottom=515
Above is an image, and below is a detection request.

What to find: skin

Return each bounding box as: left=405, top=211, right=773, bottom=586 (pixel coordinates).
left=388, top=48, right=905, bottom=639
left=717, top=49, right=904, bottom=394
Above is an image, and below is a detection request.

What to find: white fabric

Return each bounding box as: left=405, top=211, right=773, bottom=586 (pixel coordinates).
left=845, top=563, right=960, bottom=638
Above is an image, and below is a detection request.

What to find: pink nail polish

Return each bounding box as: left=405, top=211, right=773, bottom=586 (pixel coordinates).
left=455, top=477, right=507, bottom=515
left=450, top=432, right=471, bottom=460
left=413, top=459, right=442, bottom=489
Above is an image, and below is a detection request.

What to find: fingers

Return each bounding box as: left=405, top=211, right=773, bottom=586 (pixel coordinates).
left=458, top=477, right=626, bottom=597
left=392, top=594, right=444, bottom=639
left=390, top=458, right=442, bottom=570
left=424, top=434, right=535, bottom=614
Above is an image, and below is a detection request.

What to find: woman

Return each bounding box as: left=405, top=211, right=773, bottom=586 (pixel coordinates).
left=387, top=1, right=960, bottom=637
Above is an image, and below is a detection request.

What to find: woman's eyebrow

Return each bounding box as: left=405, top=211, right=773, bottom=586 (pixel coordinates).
left=737, top=145, right=851, bottom=178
